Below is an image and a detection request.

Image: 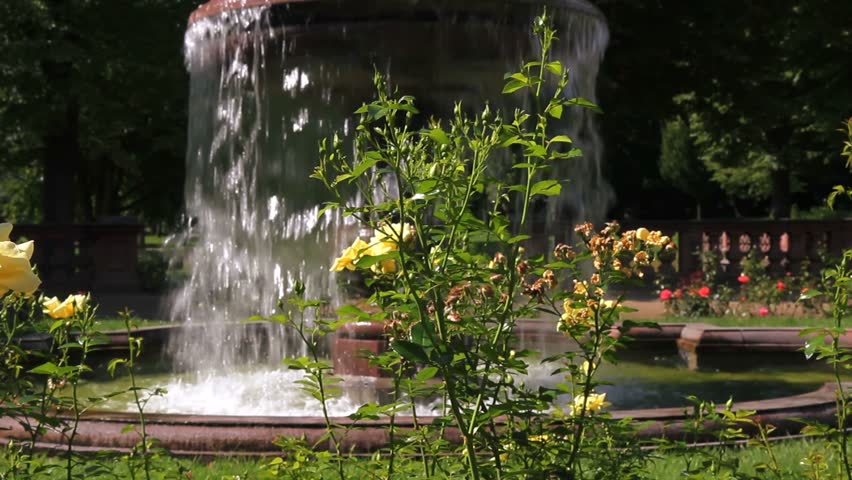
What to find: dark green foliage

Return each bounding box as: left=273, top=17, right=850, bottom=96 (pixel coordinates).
left=0, top=0, right=197, bottom=227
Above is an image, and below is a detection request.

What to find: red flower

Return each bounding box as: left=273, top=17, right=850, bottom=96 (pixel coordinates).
left=801, top=287, right=809, bottom=294
left=698, top=286, right=711, bottom=298
left=673, top=289, right=683, bottom=298
left=659, top=289, right=673, bottom=301
left=758, top=306, right=769, bottom=316
left=737, top=274, right=750, bottom=284
left=776, top=281, right=785, bottom=291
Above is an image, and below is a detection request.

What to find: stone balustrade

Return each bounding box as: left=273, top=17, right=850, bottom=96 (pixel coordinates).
left=527, top=219, right=852, bottom=282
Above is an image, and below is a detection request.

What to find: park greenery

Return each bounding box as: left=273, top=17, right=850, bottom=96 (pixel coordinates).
left=0, top=3, right=851, bottom=480
left=1, top=1, right=850, bottom=227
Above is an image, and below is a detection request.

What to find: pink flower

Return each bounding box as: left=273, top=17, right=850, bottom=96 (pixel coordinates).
left=801, top=287, right=809, bottom=294
left=737, top=274, right=750, bottom=284
left=776, top=281, right=785, bottom=291
left=698, top=286, right=711, bottom=298
left=659, top=289, right=672, bottom=301
left=758, top=307, right=769, bottom=317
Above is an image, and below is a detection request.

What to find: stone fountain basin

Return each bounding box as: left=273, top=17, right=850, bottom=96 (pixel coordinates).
left=0, top=383, right=840, bottom=457
left=1, top=322, right=848, bottom=456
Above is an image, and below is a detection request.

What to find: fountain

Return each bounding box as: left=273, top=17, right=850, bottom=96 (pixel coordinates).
left=164, top=0, right=613, bottom=413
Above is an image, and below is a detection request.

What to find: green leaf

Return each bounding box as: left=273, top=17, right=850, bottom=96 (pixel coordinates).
left=318, top=202, right=339, bottom=219
left=530, top=180, right=562, bottom=197
left=391, top=340, right=429, bottom=363
left=547, top=104, right=563, bottom=119
left=410, top=322, right=434, bottom=348
left=507, top=234, right=531, bottom=244
left=415, top=366, right=439, bottom=381
left=416, top=178, right=439, bottom=194
left=502, top=79, right=527, bottom=94
left=798, top=288, right=823, bottom=300
left=545, top=61, right=563, bottom=76
left=524, top=144, right=548, bottom=158
left=428, top=128, right=451, bottom=145
left=350, top=151, right=383, bottom=178
left=29, top=362, right=59, bottom=375
left=336, top=304, right=371, bottom=321
left=549, top=135, right=572, bottom=144
left=803, top=336, right=826, bottom=359
left=566, top=97, right=602, bottom=113
left=349, top=403, right=382, bottom=421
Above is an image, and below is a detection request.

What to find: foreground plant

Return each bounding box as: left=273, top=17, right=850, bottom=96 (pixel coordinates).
left=798, top=118, right=852, bottom=480
left=305, top=12, right=676, bottom=479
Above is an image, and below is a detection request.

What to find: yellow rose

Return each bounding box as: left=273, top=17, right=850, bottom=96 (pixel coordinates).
left=71, top=293, right=88, bottom=311
left=0, top=224, right=41, bottom=295
left=600, top=299, right=618, bottom=310
left=43, top=295, right=76, bottom=319
left=559, top=299, right=594, bottom=331
left=331, top=238, right=369, bottom=272
left=365, top=240, right=398, bottom=256
left=371, top=257, right=398, bottom=275
left=635, top=227, right=649, bottom=241
left=374, top=222, right=415, bottom=244
left=571, top=392, right=609, bottom=415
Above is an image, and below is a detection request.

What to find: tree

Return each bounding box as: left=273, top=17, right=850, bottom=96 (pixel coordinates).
left=593, top=0, right=852, bottom=219
left=658, top=116, right=713, bottom=219
left=672, top=1, right=852, bottom=218
left=0, top=0, right=196, bottom=227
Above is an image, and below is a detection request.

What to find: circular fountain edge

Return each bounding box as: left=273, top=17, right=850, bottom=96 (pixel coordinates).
left=0, top=382, right=841, bottom=457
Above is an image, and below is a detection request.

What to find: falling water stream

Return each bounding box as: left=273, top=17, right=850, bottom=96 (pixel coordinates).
left=159, top=1, right=612, bottom=415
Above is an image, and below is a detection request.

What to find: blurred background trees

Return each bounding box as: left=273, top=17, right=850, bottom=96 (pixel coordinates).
left=0, top=0, right=850, bottom=228
left=0, top=0, right=197, bottom=228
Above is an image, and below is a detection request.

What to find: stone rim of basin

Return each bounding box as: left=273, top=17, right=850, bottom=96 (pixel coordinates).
left=188, top=0, right=607, bottom=25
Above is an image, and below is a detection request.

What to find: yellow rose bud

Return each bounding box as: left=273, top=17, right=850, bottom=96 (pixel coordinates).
left=635, top=227, right=649, bottom=241
left=43, top=295, right=76, bottom=319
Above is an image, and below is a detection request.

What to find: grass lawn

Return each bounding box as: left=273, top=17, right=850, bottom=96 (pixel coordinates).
left=663, top=315, right=841, bottom=328
left=645, top=438, right=843, bottom=479
left=10, top=438, right=843, bottom=479
left=93, top=317, right=171, bottom=331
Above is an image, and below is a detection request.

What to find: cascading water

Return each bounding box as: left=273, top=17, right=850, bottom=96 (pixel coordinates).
left=160, top=0, right=611, bottom=416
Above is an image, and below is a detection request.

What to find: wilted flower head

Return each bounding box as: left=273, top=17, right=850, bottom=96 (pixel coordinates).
left=553, top=243, right=575, bottom=261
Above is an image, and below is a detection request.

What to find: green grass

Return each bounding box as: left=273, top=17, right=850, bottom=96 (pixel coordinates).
left=645, top=438, right=844, bottom=479
left=662, top=315, right=839, bottom=328
left=5, top=438, right=844, bottom=479
left=92, top=317, right=170, bottom=331
left=143, top=234, right=167, bottom=248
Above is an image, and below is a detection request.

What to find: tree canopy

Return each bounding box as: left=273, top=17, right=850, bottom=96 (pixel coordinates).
left=0, top=0, right=197, bottom=226
left=1, top=0, right=850, bottom=225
